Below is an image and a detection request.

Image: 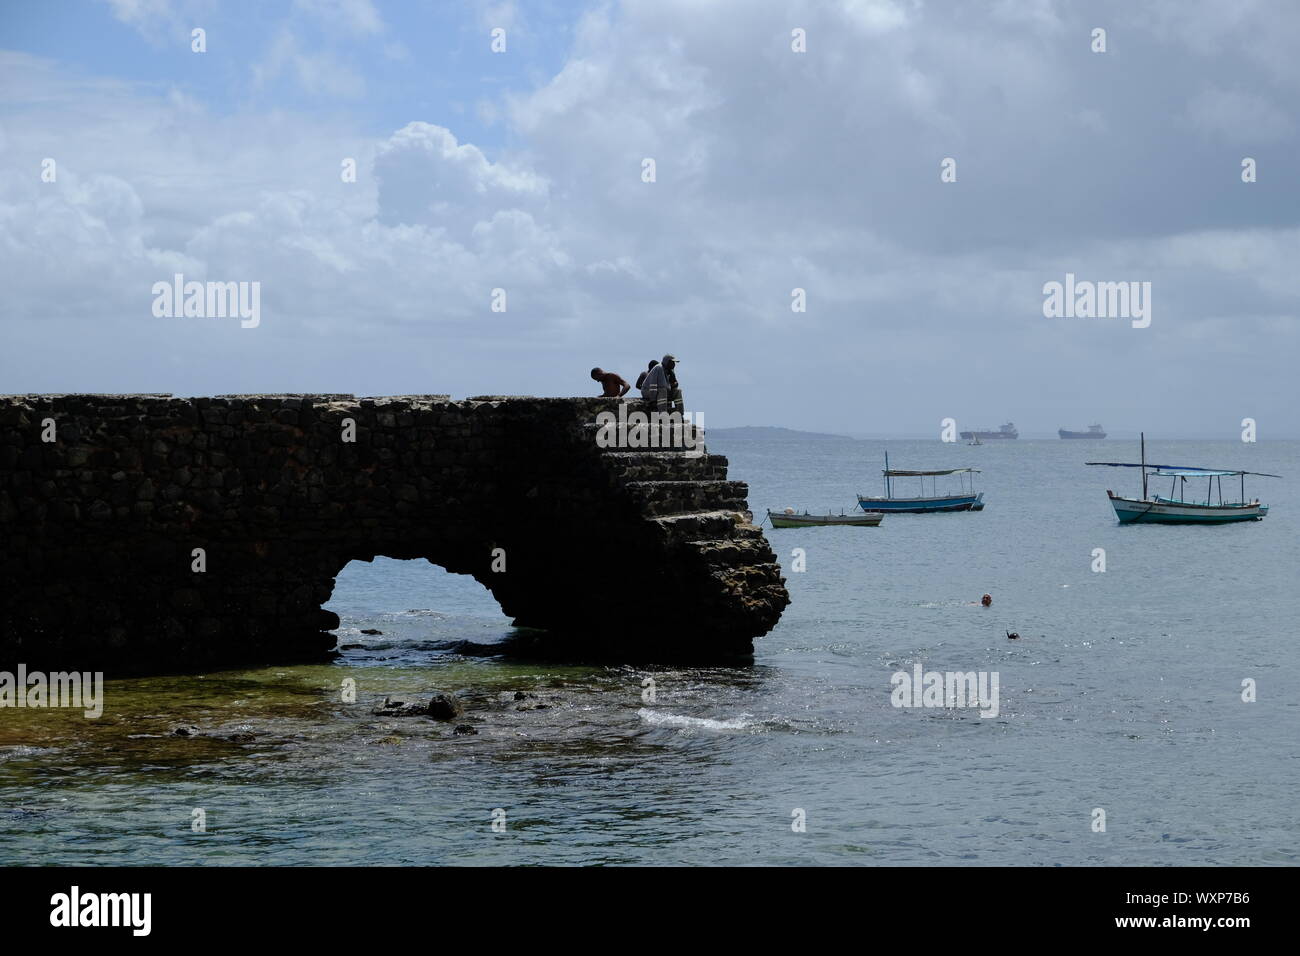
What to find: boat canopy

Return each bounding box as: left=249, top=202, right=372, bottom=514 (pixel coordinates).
left=883, top=467, right=979, bottom=477
left=1087, top=461, right=1206, bottom=470
left=1153, top=468, right=1237, bottom=478
left=1087, top=462, right=1280, bottom=478
left=1153, top=468, right=1281, bottom=478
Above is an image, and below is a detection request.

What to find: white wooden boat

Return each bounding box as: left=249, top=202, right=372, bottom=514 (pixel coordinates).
left=1106, top=492, right=1268, bottom=523
left=1087, top=434, right=1278, bottom=524
left=768, top=510, right=883, bottom=528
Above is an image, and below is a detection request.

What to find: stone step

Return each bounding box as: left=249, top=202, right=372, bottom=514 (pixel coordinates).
left=703, top=563, right=789, bottom=602
left=650, top=509, right=761, bottom=541
left=579, top=420, right=705, bottom=454
left=601, top=451, right=729, bottom=482
left=688, top=535, right=779, bottom=569
left=624, top=479, right=748, bottom=517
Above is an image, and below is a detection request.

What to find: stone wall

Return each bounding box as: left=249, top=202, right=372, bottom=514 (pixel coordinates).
left=0, top=394, right=789, bottom=673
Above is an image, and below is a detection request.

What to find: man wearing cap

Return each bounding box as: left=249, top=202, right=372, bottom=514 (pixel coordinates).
left=640, top=354, right=683, bottom=412
left=664, top=354, right=682, bottom=407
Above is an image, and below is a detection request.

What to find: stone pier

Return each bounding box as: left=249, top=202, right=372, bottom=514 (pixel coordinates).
left=0, top=394, right=789, bottom=672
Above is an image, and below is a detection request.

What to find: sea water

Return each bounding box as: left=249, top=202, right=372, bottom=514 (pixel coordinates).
left=2, top=438, right=1297, bottom=865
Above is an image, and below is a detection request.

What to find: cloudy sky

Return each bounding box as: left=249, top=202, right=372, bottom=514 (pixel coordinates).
left=1, top=0, right=1296, bottom=436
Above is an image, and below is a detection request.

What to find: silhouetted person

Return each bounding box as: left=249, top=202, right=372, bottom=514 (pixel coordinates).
left=641, top=354, right=683, bottom=411
left=590, top=367, right=630, bottom=397
left=635, top=359, right=659, bottom=392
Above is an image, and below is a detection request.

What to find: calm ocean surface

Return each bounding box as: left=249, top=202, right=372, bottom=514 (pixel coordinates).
left=3, top=438, right=1298, bottom=866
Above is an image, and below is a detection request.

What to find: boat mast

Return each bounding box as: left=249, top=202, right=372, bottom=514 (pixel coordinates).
left=885, top=450, right=890, bottom=498
left=1140, top=432, right=1147, bottom=500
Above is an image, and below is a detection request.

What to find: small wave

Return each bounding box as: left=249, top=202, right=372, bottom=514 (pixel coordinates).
left=637, top=708, right=757, bottom=731
left=0, top=745, right=58, bottom=762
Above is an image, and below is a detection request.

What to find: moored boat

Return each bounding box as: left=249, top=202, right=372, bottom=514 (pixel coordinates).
left=768, top=509, right=883, bottom=528
left=1105, top=491, right=1268, bottom=524
left=1087, top=434, right=1278, bottom=525
left=857, top=453, right=984, bottom=514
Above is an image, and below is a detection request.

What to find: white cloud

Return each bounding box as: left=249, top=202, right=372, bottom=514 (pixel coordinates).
left=840, top=0, right=914, bottom=34
left=104, top=0, right=175, bottom=26
left=476, top=1, right=518, bottom=33
left=4, top=2, right=1299, bottom=432
left=99, top=0, right=214, bottom=45
left=293, top=0, right=384, bottom=35
left=252, top=30, right=366, bottom=98
left=373, top=122, right=547, bottom=232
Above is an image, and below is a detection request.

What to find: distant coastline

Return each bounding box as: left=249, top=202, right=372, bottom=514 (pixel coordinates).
left=706, top=425, right=853, bottom=441
left=707, top=426, right=1289, bottom=441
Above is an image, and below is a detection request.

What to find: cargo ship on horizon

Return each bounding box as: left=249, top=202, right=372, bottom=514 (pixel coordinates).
left=1059, top=424, right=1106, bottom=439
left=959, top=422, right=1018, bottom=440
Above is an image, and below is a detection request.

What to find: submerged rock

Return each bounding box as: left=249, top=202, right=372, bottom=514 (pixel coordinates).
left=170, top=724, right=201, bottom=737
left=428, top=693, right=463, bottom=720
left=372, top=696, right=428, bottom=717
left=498, top=690, right=551, bottom=711
left=372, top=693, right=463, bottom=720
left=360, top=628, right=383, bottom=635
left=452, top=724, right=477, bottom=736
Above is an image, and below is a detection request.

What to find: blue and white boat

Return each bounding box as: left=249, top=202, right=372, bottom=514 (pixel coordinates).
left=1087, top=434, right=1278, bottom=525
left=858, top=453, right=984, bottom=514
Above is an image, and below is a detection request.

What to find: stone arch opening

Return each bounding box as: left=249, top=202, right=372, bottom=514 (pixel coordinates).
left=327, top=556, right=507, bottom=624
left=325, top=556, right=512, bottom=658
left=1, top=394, right=789, bottom=673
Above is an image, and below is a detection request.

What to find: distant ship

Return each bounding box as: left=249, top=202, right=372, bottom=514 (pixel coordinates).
left=959, top=422, right=1018, bottom=440
left=1059, top=424, right=1106, bottom=439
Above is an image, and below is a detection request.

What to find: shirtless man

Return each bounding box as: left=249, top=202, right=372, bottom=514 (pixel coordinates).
left=590, top=367, right=631, bottom=397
